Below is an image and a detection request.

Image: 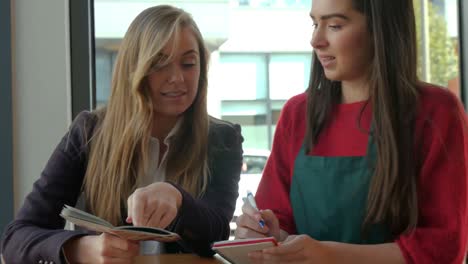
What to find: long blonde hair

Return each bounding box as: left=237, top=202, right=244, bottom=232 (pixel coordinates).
left=83, top=5, right=210, bottom=225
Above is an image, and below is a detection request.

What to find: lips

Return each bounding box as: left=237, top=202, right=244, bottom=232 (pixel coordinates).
left=318, top=55, right=336, bottom=67
left=161, top=91, right=186, bottom=97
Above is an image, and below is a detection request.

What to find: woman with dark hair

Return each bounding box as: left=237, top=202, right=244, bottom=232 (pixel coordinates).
left=235, top=0, right=468, bottom=263
left=1, top=5, right=243, bottom=264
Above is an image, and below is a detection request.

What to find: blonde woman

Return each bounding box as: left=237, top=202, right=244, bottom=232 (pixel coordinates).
left=1, top=5, right=243, bottom=264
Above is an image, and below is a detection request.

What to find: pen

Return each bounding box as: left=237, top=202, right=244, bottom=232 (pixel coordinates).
left=246, top=190, right=265, bottom=228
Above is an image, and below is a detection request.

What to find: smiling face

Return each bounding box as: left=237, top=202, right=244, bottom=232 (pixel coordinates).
left=147, top=26, right=201, bottom=121
left=310, top=0, right=373, bottom=83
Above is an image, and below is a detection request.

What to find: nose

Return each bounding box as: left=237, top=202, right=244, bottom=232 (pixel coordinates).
left=310, top=27, right=328, bottom=49
left=167, top=64, right=184, bottom=83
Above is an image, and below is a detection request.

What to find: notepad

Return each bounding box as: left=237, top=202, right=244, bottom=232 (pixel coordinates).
left=212, top=237, right=278, bottom=264
left=60, top=205, right=180, bottom=242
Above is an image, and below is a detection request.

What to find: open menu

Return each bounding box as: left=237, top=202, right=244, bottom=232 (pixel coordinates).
left=60, top=205, right=180, bottom=242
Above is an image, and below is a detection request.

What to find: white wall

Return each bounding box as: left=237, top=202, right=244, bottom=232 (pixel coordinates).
left=12, top=0, right=72, bottom=211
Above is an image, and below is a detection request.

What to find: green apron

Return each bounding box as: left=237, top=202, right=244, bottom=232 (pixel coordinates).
left=290, top=135, right=390, bottom=244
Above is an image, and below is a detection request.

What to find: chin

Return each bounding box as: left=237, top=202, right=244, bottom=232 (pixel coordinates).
left=165, top=111, right=186, bottom=117
left=154, top=109, right=186, bottom=119
left=324, top=68, right=349, bottom=81
left=323, top=72, right=340, bottom=81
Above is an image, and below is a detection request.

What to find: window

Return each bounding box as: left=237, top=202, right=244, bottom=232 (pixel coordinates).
left=219, top=53, right=310, bottom=150
left=233, top=0, right=312, bottom=8
left=416, top=0, right=460, bottom=98
left=93, top=0, right=462, bottom=146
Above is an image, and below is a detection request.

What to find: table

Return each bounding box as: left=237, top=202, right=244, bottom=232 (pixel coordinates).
left=1, top=253, right=229, bottom=264
left=135, top=254, right=229, bottom=264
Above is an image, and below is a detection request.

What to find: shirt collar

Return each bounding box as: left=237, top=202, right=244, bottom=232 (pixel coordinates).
left=150, top=117, right=183, bottom=146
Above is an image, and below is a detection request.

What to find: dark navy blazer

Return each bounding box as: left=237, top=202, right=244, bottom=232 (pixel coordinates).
left=1, top=111, right=243, bottom=264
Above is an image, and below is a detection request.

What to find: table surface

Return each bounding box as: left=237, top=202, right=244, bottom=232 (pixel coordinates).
left=136, top=254, right=230, bottom=264
left=2, top=254, right=229, bottom=264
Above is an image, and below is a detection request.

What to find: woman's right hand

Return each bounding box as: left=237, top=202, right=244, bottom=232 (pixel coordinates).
left=62, top=233, right=139, bottom=263
left=234, top=200, right=281, bottom=241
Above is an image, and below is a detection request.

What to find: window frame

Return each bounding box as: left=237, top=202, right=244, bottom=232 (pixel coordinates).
left=70, top=0, right=96, bottom=118
left=0, top=0, right=13, bottom=234
left=459, top=0, right=467, bottom=107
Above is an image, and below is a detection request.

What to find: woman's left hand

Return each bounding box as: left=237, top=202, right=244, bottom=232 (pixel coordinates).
left=249, top=235, right=333, bottom=264
left=126, top=182, right=182, bottom=228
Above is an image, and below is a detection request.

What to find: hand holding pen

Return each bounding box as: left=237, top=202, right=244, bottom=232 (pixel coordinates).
left=246, top=190, right=266, bottom=228
left=235, top=190, right=282, bottom=241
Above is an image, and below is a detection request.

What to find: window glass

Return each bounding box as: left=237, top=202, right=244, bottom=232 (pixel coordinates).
left=233, top=0, right=312, bottom=8
left=219, top=54, right=267, bottom=100
left=269, top=54, right=310, bottom=100
left=415, top=0, right=460, bottom=98
left=95, top=49, right=114, bottom=108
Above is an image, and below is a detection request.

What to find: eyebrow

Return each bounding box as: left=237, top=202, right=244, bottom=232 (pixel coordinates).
left=157, top=49, right=199, bottom=59
left=181, top=49, right=199, bottom=56
left=310, top=13, right=350, bottom=21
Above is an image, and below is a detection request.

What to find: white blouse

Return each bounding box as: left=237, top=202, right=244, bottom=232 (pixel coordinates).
left=140, top=119, right=182, bottom=255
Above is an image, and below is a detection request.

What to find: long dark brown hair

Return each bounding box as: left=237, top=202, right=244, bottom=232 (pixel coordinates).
left=305, top=0, right=420, bottom=237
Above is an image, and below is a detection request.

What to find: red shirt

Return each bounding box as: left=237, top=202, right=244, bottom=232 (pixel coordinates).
left=256, top=84, right=468, bottom=263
